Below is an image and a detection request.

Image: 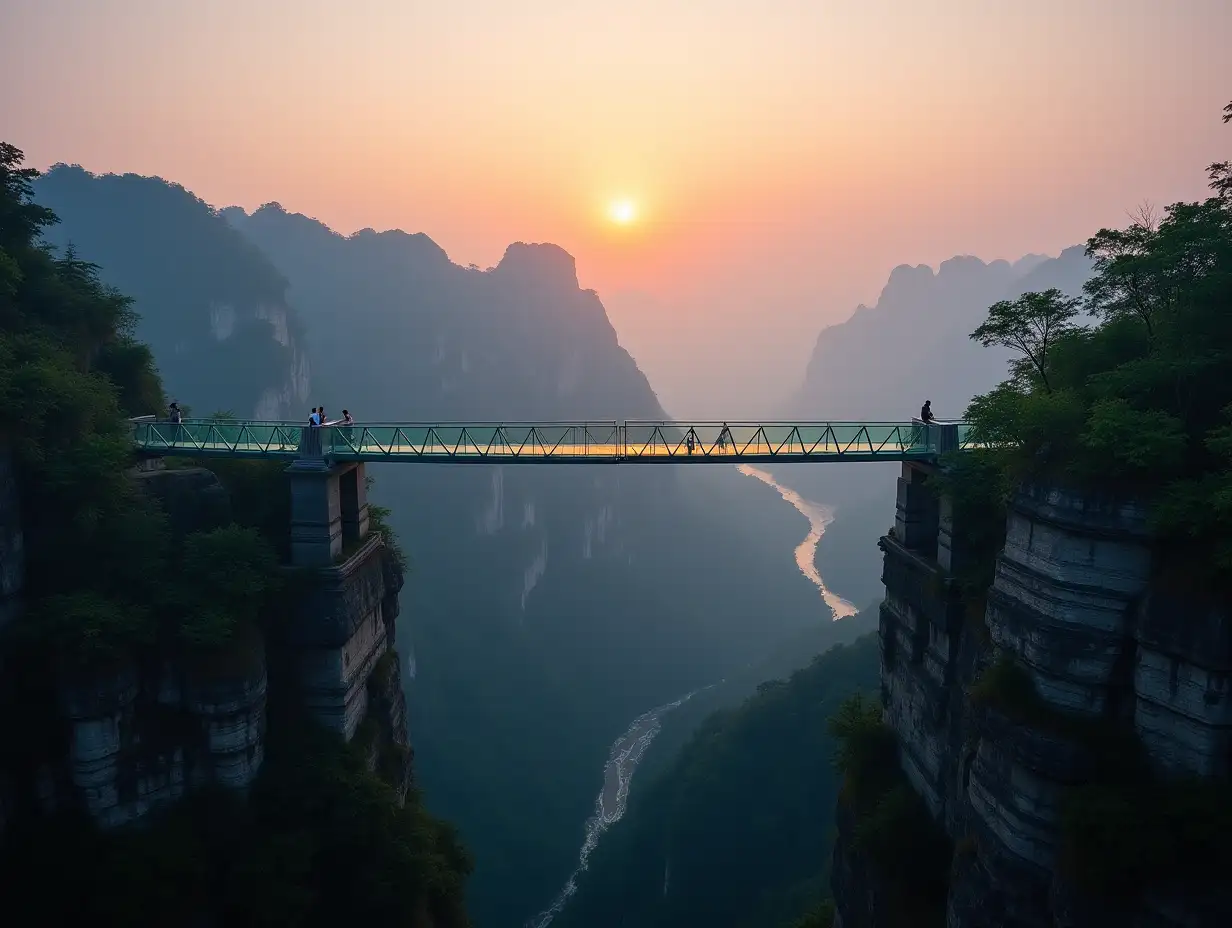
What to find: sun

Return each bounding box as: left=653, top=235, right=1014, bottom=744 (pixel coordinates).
left=608, top=199, right=637, bottom=225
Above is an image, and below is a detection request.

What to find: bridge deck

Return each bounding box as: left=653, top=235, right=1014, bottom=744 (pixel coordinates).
left=132, top=420, right=972, bottom=464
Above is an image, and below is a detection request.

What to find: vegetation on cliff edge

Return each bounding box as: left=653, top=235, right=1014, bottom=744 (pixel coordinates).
left=0, top=144, right=469, bottom=926
left=953, top=104, right=1232, bottom=906
left=958, top=104, right=1232, bottom=589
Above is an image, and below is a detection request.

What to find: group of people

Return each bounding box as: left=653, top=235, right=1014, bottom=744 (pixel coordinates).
left=683, top=424, right=733, bottom=455
left=308, top=406, right=354, bottom=428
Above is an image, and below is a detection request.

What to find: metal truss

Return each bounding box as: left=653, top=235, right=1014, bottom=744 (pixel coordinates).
left=131, top=418, right=974, bottom=464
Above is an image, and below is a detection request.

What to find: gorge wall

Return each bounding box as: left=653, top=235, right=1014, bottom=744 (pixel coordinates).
left=832, top=462, right=1232, bottom=928
left=1, top=458, right=411, bottom=833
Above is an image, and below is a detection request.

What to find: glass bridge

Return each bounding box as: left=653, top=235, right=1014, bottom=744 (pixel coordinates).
left=131, top=419, right=973, bottom=464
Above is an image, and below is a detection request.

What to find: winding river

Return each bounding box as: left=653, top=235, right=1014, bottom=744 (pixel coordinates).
left=529, top=466, right=853, bottom=925
left=735, top=465, right=858, bottom=619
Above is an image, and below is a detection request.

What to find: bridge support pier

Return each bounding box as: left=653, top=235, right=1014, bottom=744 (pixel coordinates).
left=285, top=457, right=386, bottom=741
left=894, top=462, right=939, bottom=558
left=287, top=458, right=369, bottom=567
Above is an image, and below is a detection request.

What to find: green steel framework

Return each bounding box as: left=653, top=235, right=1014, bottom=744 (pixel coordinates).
left=131, top=418, right=974, bottom=464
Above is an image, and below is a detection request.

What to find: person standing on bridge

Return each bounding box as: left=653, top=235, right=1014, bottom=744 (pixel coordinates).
left=309, top=407, right=321, bottom=427
left=168, top=402, right=183, bottom=444
left=920, top=400, right=935, bottom=424
left=341, top=409, right=355, bottom=445
left=685, top=428, right=696, bottom=455
left=718, top=423, right=730, bottom=452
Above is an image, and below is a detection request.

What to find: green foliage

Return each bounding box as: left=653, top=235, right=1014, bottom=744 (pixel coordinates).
left=964, top=103, right=1232, bottom=585
left=31, top=591, right=153, bottom=665
left=176, top=525, right=280, bottom=647
left=971, top=288, right=1081, bottom=392
left=828, top=692, right=898, bottom=807
left=1079, top=398, right=1186, bottom=478
left=0, top=143, right=472, bottom=925
left=367, top=473, right=408, bottom=571
left=0, top=145, right=172, bottom=657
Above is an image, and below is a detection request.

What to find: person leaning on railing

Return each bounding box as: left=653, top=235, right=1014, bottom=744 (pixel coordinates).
left=168, top=401, right=184, bottom=443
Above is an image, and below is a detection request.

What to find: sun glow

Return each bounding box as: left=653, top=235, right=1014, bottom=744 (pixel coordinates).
left=608, top=199, right=637, bottom=224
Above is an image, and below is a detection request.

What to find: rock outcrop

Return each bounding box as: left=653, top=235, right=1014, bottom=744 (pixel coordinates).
left=833, top=464, right=1232, bottom=928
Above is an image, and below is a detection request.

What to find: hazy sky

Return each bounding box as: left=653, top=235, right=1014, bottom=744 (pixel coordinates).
left=3, top=0, right=1228, bottom=414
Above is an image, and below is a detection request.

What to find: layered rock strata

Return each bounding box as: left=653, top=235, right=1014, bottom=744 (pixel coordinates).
left=5, top=458, right=412, bottom=829
left=833, top=465, right=1232, bottom=928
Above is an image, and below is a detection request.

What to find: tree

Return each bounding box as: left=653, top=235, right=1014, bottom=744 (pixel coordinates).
left=970, top=288, right=1080, bottom=393
left=1084, top=210, right=1168, bottom=337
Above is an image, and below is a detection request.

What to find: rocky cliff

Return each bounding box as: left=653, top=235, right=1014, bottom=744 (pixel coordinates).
left=2, top=462, right=412, bottom=830
left=832, top=464, right=1232, bottom=928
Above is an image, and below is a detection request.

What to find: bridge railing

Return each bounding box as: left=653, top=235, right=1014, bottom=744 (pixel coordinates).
left=620, top=421, right=934, bottom=459
left=132, top=417, right=977, bottom=461
left=316, top=421, right=624, bottom=459
left=132, top=419, right=304, bottom=454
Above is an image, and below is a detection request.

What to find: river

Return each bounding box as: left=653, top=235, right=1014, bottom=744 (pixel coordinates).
left=735, top=465, right=858, bottom=619
left=528, top=466, right=853, bottom=925
left=526, top=685, right=713, bottom=928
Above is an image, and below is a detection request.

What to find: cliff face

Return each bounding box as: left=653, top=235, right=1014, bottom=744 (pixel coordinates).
left=31, top=167, right=311, bottom=419
left=833, top=466, right=1232, bottom=928
left=13, top=463, right=412, bottom=830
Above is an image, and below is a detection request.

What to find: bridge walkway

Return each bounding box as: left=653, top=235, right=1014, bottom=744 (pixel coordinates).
left=131, top=419, right=972, bottom=464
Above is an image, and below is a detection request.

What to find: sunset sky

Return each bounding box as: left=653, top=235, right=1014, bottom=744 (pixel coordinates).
left=3, top=0, right=1228, bottom=414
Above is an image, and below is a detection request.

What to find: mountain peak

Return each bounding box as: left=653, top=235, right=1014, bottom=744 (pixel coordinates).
left=494, top=242, right=579, bottom=290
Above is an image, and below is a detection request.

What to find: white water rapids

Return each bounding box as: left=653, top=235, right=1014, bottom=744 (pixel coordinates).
left=528, top=467, right=853, bottom=925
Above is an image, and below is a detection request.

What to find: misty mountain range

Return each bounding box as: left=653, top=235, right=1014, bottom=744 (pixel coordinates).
left=30, top=162, right=1090, bottom=927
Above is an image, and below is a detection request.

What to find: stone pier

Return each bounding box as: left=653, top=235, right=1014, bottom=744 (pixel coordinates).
left=286, top=446, right=388, bottom=740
